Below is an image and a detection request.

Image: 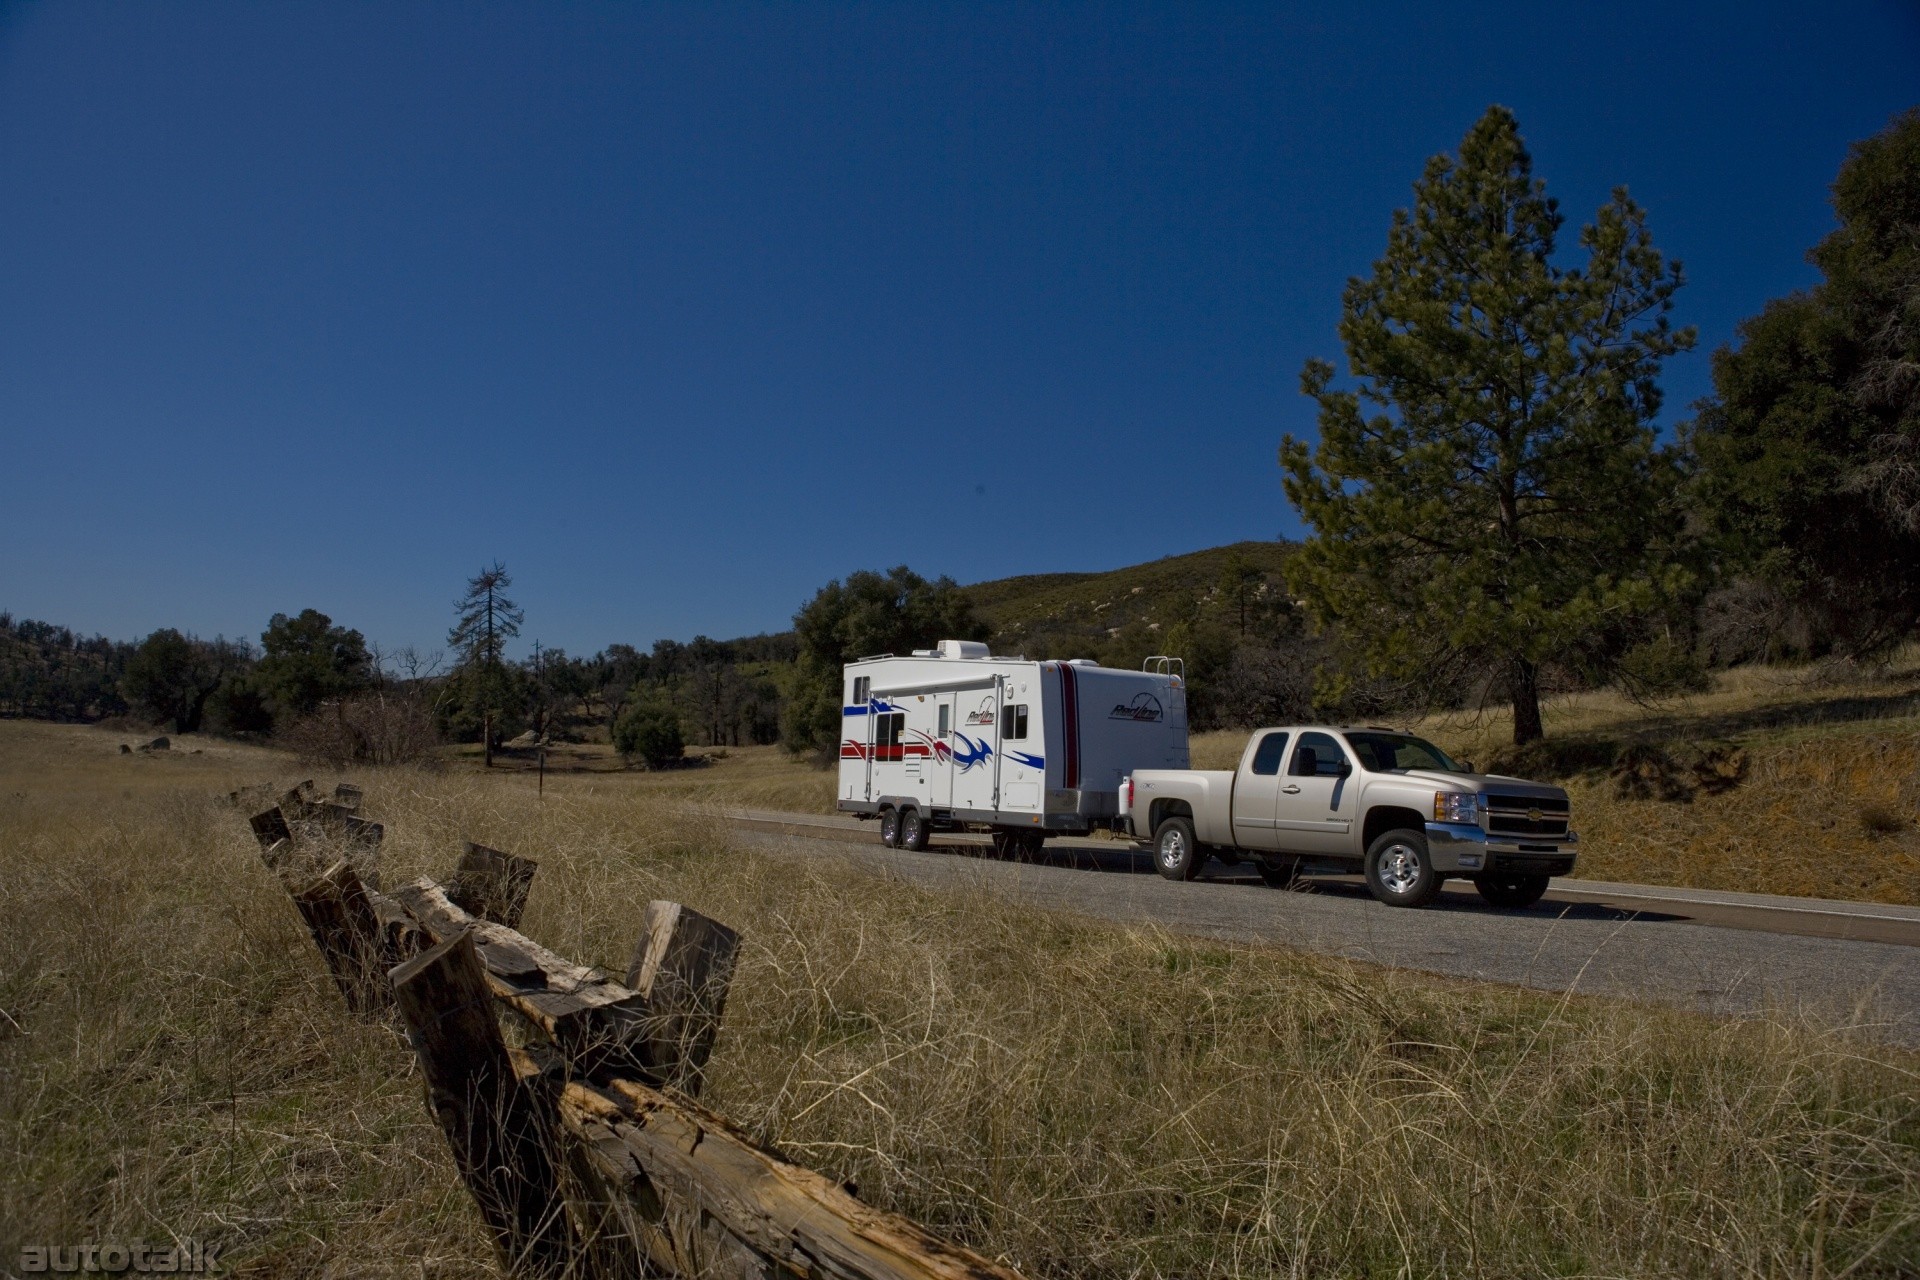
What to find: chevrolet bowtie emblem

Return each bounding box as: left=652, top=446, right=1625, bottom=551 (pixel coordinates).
left=1528, top=808, right=1542, bottom=821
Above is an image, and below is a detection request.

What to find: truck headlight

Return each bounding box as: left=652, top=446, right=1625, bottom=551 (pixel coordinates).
left=1433, top=791, right=1481, bottom=824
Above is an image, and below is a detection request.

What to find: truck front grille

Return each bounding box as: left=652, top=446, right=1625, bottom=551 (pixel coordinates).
left=1485, top=794, right=1570, bottom=839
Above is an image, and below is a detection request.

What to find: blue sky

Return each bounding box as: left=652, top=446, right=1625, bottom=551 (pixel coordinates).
left=3, top=2, right=1916, bottom=660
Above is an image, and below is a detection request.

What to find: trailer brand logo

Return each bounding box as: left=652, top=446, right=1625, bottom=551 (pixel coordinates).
left=964, top=697, right=996, bottom=726
left=1109, top=693, right=1164, bottom=722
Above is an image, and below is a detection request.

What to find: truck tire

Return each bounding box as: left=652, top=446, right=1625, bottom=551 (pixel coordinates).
left=1364, top=829, right=1442, bottom=907
left=879, top=806, right=900, bottom=848
left=1256, top=856, right=1300, bottom=888
left=1475, top=873, right=1549, bottom=909
left=901, top=808, right=930, bottom=852
left=1153, top=817, right=1203, bottom=881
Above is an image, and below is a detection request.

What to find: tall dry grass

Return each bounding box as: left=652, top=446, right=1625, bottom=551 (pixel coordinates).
left=3, top=721, right=1918, bottom=1277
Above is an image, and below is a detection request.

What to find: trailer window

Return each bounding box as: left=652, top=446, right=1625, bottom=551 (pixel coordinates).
left=1250, top=732, right=1289, bottom=776
left=1005, top=704, right=1029, bottom=740
left=851, top=676, right=870, bottom=707
left=937, top=704, right=950, bottom=738
left=875, top=713, right=904, bottom=748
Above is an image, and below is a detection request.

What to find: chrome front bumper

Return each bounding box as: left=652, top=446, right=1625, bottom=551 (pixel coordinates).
left=1425, top=822, right=1578, bottom=876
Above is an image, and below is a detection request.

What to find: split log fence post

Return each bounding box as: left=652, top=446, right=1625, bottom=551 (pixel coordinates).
left=243, top=791, right=1032, bottom=1280
left=391, top=931, right=576, bottom=1278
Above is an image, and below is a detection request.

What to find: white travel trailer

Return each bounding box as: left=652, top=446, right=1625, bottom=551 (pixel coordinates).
left=837, top=641, right=1190, bottom=855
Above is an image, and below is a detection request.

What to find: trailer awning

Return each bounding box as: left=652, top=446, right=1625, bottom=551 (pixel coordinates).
left=870, top=673, right=999, bottom=697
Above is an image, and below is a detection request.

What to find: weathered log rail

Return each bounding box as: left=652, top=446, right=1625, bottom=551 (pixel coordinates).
left=245, top=789, right=1025, bottom=1280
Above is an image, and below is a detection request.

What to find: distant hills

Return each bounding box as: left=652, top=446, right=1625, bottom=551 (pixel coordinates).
left=960, top=540, right=1295, bottom=660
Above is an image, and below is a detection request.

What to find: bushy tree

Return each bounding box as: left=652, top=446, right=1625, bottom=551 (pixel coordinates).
left=1280, top=106, right=1697, bottom=745
left=783, top=566, right=986, bottom=758
left=256, top=609, right=371, bottom=719
left=1689, top=109, right=1920, bottom=656
left=613, top=701, right=684, bottom=769
left=122, top=630, right=248, bottom=734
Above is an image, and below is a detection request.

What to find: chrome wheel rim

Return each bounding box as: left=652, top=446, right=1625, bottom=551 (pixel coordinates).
left=1159, top=830, right=1185, bottom=868
left=1378, top=843, right=1422, bottom=895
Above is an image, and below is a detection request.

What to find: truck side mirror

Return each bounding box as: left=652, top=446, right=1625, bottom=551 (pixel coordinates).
left=1461, top=760, right=1477, bottom=775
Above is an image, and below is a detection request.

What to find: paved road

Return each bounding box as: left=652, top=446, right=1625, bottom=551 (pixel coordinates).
left=724, top=810, right=1920, bottom=1047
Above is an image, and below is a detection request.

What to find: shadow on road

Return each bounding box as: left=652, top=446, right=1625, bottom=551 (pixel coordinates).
left=925, top=838, right=1695, bottom=925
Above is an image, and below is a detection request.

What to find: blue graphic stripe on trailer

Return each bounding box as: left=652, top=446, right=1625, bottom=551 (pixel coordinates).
left=1007, top=750, right=1045, bottom=769
left=842, top=699, right=898, bottom=716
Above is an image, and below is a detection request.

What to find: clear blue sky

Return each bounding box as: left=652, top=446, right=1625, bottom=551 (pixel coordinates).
left=3, top=2, right=1915, bottom=660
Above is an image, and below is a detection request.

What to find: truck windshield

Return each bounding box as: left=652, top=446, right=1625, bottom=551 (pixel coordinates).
left=1344, top=732, right=1459, bottom=773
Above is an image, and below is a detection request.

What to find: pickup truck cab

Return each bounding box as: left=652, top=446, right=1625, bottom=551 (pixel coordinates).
left=1121, top=726, right=1577, bottom=908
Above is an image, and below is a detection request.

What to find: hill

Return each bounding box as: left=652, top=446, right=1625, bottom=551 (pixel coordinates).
left=960, top=540, right=1296, bottom=660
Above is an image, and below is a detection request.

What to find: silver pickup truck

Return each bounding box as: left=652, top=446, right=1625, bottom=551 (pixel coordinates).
left=1121, top=726, right=1577, bottom=908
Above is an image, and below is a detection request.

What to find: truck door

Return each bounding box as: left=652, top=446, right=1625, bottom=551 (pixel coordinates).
left=1272, top=731, right=1358, bottom=855
left=1230, top=731, right=1290, bottom=851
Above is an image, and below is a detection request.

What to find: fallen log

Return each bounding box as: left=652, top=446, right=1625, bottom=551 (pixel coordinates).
left=558, top=1074, right=1025, bottom=1280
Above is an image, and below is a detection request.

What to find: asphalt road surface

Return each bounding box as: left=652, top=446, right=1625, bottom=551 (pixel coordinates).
left=724, top=810, right=1920, bottom=1047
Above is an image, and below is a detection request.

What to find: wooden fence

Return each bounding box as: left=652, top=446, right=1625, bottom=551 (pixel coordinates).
left=249, top=782, right=1024, bottom=1280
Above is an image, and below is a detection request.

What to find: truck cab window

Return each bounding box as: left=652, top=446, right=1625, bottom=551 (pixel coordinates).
left=1005, top=704, right=1029, bottom=740
left=1250, top=732, right=1289, bottom=776
left=1291, top=731, right=1347, bottom=778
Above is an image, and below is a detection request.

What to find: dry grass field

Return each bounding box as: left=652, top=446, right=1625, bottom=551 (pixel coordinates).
left=3, top=719, right=1919, bottom=1277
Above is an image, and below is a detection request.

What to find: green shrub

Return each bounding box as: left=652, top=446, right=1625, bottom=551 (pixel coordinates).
left=613, top=702, right=684, bottom=769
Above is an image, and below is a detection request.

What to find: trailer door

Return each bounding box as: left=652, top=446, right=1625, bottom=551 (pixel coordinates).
left=933, top=695, right=955, bottom=808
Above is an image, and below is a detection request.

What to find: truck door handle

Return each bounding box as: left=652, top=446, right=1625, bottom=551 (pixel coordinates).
left=1281, top=784, right=1301, bottom=794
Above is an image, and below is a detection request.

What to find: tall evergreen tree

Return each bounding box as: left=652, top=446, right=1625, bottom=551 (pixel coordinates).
left=448, top=561, right=523, bottom=766
left=1280, top=106, right=1696, bottom=745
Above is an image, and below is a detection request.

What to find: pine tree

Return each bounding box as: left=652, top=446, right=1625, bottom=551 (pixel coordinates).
left=1280, top=106, right=1696, bottom=745
left=448, top=561, right=523, bottom=766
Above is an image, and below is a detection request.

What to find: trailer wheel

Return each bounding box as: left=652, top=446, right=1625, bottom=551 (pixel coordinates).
left=900, top=808, right=930, bottom=852
left=1474, top=873, right=1549, bottom=909
left=1364, top=829, right=1442, bottom=907
left=879, top=806, right=900, bottom=848
left=1153, top=816, right=1203, bottom=881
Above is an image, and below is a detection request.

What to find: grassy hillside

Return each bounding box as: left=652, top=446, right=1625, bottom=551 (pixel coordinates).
left=961, top=540, right=1294, bottom=658
left=5, top=720, right=1917, bottom=1277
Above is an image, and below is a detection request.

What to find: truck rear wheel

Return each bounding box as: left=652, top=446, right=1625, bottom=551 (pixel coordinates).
left=1475, top=873, right=1549, bottom=909
left=1153, top=817, right=1203, bottom=881
left=901, top=807, right=930, bottom=852
left=1364, top=829, right=1442, bottom=907
left=879, top=806, right=900, bottom=848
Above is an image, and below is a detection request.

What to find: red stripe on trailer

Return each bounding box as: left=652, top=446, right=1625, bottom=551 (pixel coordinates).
left=1059, top=662, right=1081, bottom=789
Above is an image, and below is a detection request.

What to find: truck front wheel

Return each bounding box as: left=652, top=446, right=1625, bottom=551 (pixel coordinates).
left=1475, top=873, right=1549, bottom=909
left=1365, top=829, right=1442, bottom=907
left=1153, top=817, right=1203, bottom=881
